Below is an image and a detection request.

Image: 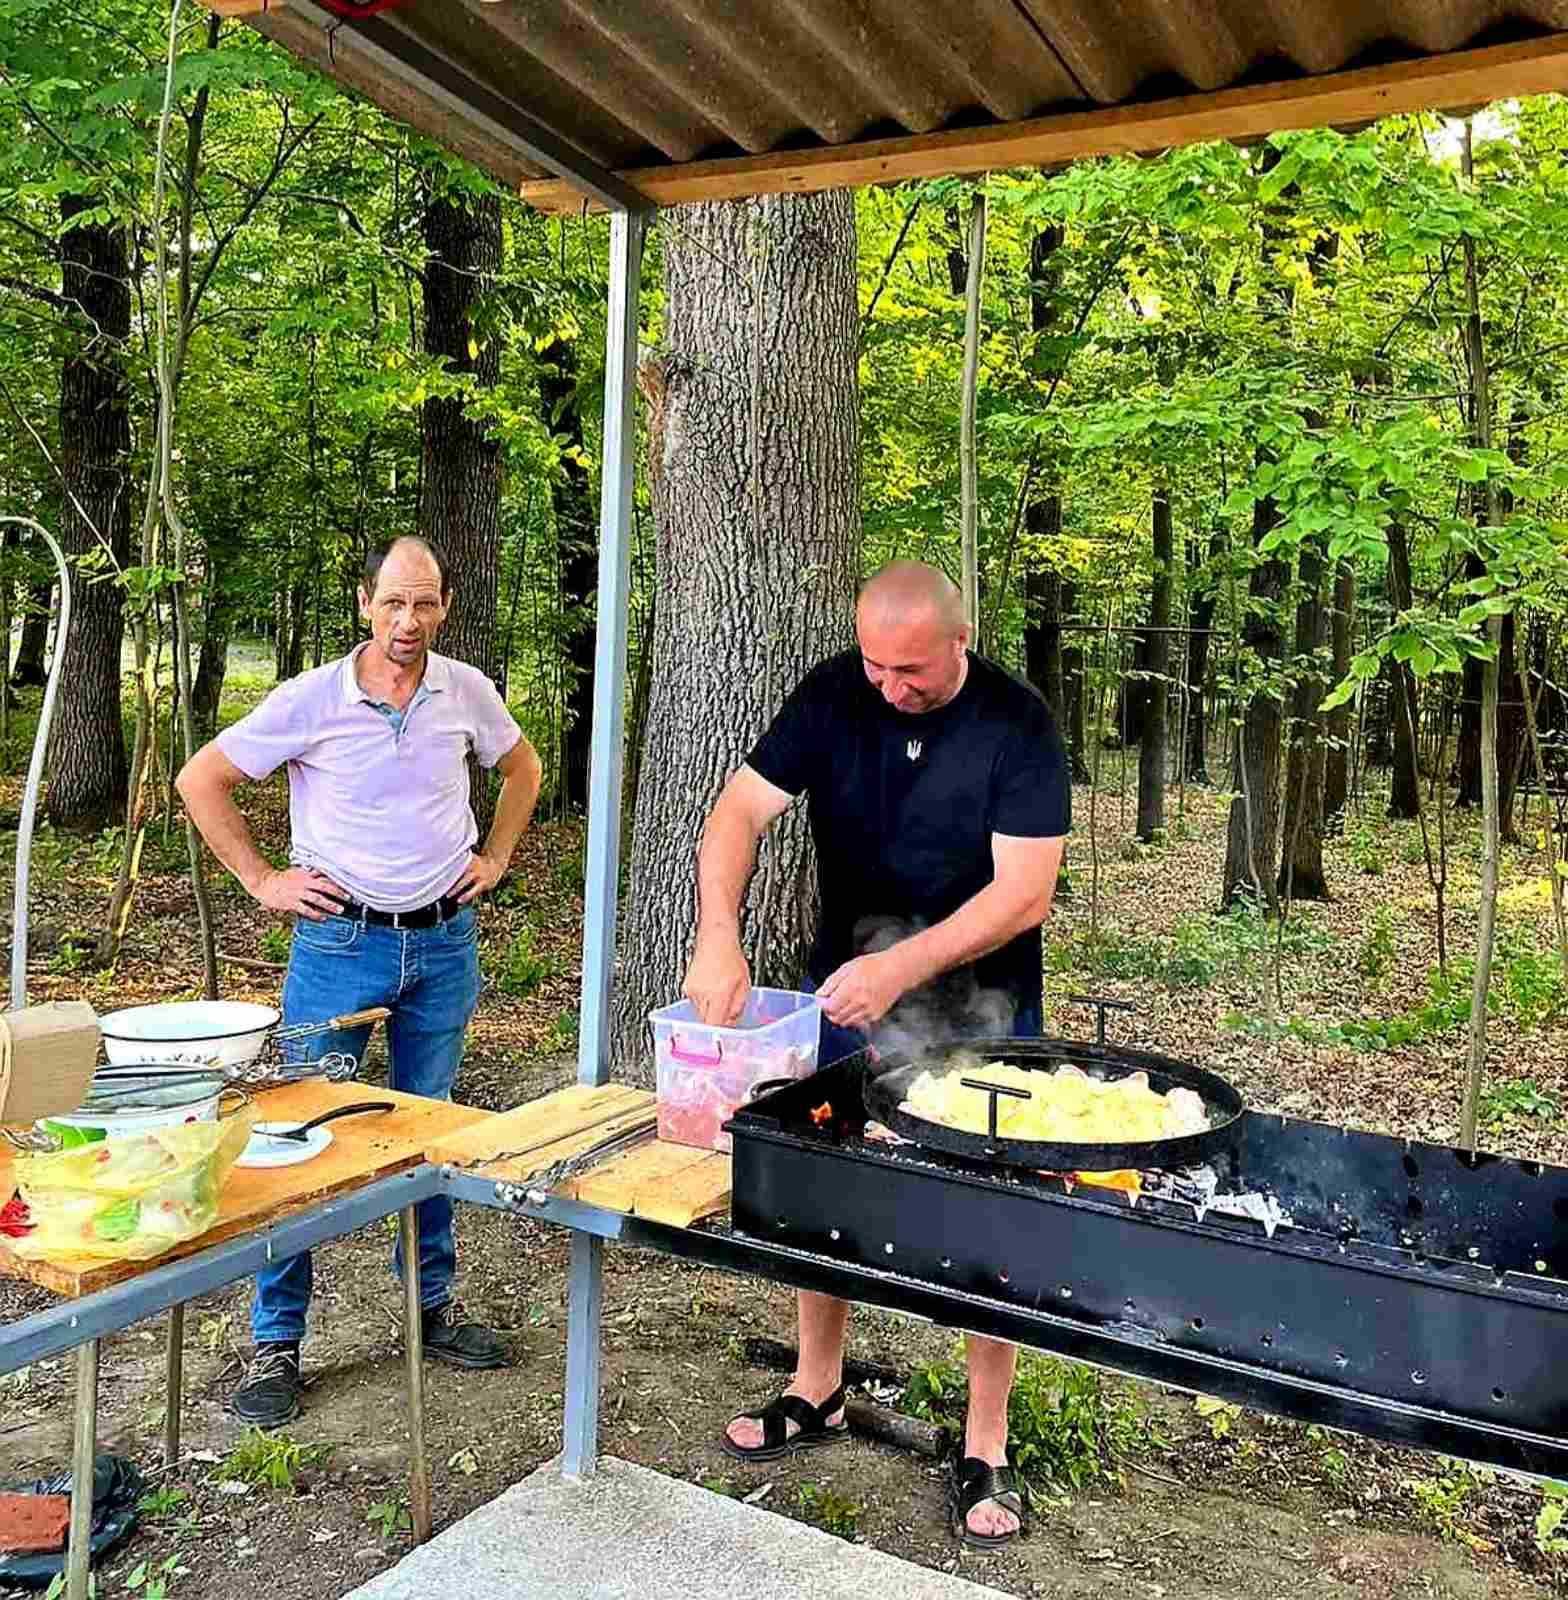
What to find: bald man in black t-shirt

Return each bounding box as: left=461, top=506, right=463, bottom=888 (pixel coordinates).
left=683, top=560, right=1070, bottom=1548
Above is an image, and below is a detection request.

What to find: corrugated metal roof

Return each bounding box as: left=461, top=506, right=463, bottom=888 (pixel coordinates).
left=238, top=0, right=1568, bottom=206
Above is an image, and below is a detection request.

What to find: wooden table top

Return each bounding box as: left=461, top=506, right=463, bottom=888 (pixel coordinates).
left=0, top=1080, right=493, bottom=1298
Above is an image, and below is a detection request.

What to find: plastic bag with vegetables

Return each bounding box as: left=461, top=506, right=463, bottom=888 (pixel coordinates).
left=7, top=1116, right=252, bottom=1265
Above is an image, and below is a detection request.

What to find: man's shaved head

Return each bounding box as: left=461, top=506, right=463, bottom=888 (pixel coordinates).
left=857, top=561, right=967, bottom=634
left=855, top=561, right=970, bottom=714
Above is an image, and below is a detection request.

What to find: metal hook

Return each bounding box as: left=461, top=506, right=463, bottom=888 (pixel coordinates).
left=327, top=17, right=345, bottom=63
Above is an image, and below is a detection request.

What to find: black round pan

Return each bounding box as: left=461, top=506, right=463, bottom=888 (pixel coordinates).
left=861, top=1035, right=1244, bottom=1172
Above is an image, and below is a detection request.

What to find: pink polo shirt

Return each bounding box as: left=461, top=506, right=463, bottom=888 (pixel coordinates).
left=217, top=644, right=522, bottom=912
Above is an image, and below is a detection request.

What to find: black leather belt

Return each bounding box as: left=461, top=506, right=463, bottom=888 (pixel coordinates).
left=336, top=894, right=466, bottom=929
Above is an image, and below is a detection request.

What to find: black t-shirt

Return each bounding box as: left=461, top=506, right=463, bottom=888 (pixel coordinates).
left=746, top=649, right=1071, bottom=1018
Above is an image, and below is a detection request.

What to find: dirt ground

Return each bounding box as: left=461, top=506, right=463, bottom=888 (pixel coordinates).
left=3, top=766, right=1568, bottom=1599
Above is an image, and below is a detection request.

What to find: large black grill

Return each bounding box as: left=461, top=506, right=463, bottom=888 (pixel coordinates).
left=726, top=1051, right=1568, bottom=1475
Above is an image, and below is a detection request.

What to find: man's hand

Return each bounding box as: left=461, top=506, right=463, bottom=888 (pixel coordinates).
left=255, top=867, right=349, bottom=921
left=816, top=949, right=911, bottom=1031
left=451, top=851, right=505, bottom=905
left=684, top=933, right=751, bottom=1027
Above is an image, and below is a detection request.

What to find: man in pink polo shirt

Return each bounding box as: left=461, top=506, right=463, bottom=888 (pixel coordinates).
left=177, top=535, right=542, bottom=1427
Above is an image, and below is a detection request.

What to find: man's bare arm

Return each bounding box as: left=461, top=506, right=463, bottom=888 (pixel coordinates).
left=817, top=834, right=1065, bottom=1029
left=175, top=745, right=347, bottom=919
left=684, top=765, right=793, bottom=1024
left=453, top=736, right=544, bottom=902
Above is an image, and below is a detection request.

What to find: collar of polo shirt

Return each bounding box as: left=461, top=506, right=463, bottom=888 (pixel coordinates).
left=340, top=640, right=452, bottom=706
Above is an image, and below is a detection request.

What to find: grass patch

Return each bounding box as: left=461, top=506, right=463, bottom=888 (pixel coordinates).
left=902, top=1344, right=1144, bottom=1492
left=219, top=1428, right=332, bottom=1490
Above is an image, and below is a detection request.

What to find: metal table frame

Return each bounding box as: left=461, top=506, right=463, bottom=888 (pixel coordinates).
left=1, top=1169, right=437, bottom=1599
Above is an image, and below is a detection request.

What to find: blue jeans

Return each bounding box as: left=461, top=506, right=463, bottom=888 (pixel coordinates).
left=809, top=982, right=1043, bottom=1066
left=251, top=905, right=481, bottom=1344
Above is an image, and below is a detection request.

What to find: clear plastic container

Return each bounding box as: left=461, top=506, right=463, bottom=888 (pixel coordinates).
left=649, top=988, right=822, bottom=1152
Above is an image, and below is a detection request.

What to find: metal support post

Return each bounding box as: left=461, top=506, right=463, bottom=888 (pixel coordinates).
left=576, top=206, right=645, bottom=1088
left=563, top=205, right=645, bottom=1483
left=400, top=1204, right=432, bottom=1543
left=66, top=1338, right=98, bottom=1600
left=401, top=1203, right=432, bottom=1542
left=561, top=1231, right=605, bottom=1479
left=163, top=1302, right=185, bottom=1468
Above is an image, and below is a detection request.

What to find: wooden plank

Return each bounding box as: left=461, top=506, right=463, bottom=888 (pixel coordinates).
left=424, top=1083, right=649, bottom=1168
left=518, top=34, right=1568, bottom=213
left=202, top=0, right=278, bottom=14
left=566, top=1138, right=712, bottom=1212
left=634, top=1151, right=731, bottom=1228
left=0, top=1082, right=491, bottom=1299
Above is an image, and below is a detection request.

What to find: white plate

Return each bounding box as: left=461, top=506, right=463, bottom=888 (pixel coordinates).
left=236, top=1122, right=334, bottom=1168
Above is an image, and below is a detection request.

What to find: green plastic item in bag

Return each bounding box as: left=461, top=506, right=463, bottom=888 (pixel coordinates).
left=9, top=1115, right=252, bottom=1265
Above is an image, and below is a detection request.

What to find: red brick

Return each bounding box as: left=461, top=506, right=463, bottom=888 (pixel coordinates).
left=0, top=1492, right=70, bottom=1555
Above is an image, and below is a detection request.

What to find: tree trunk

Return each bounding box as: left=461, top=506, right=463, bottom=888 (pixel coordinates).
left=12, top=580, right=52, bottom=688
left=1222, top=492, right=1288, bottom=908
left=1117, top=625, right=1151, bottom=749
left=1062, top=580, right=1090, bottom=782
left=1277, top=542, right=1329, bottom=900
left=1323, top=559, right=1355, bottom=825
left=191, top=589, right=232, bottom=746
left=420, top=189, right=503, bottom=832
left=1184, top=532, right=1221, bottom=782
left=45, top=201, right=131, bottom=831
left=1022, top=226, right=1070, bottom=734
left=1022, top=504, right=1063, bottom=714
left=958, top=193, right=986, bottom=640
left=538, top=337, right=598, bottom=812
left=1496, top=608, right=1525, bottom=843
left=1386, top=520, right=1421, bottom=819
left=613, top=193, right=861, bottom=1079
left=1136, top=489, right=1172, bottom=841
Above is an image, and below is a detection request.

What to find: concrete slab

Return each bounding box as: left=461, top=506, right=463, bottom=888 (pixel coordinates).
left=345, top=1456, right=1009, bottom=1600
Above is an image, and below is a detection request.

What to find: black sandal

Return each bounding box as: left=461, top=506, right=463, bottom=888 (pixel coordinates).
left=721, top=1385, right=849, bottom=1463
left=949, top=1455, right=1025, bottom=1550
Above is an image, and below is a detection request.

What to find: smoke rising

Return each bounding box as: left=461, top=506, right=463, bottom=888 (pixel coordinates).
left=854, top=914, right=1015, bottom=1064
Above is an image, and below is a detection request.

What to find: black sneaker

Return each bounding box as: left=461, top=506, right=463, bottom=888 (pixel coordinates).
left=420, top=1300, right=508, bottom=1370
left=231, top=1341, right=303, bottom=1429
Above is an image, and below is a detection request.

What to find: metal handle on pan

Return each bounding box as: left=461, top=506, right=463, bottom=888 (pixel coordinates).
left=1067, top=993, right=1136, bottom=1046
left=960, top=1076, right=1032, bottom=1147
left=742, top=1076, right=797, bottom=1106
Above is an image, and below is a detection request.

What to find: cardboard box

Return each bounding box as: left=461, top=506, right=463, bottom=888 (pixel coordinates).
left=0, top=1002, right=100, bottom=1125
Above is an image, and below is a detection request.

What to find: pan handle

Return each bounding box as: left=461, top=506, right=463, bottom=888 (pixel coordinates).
left=1067, top=993, right=1136, bottom=1046
left=742, top=1076, right=797, bottom=1105
left=960, top=1076, right=1031, bottom=1146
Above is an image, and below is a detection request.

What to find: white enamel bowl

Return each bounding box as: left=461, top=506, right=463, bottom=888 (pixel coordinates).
left=98, top=1000, right=281, bottom=1069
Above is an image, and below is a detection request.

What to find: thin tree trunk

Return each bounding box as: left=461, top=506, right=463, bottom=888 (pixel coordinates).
left=1277, top=542, right=1329, bottom=899
left=1136, top=489, right=1172, bottom=841
left=419, top=189, right=504, bottom=834
left=45, top=200, right=132, bottom=831
left=1222, top=491, right=1287, bottom=908
left=1023, top=514, right=1063, bottom=712
left=958, top=193, right=986, bottom=641
left=11, top=581, right=50, bottom=687
left=1323, top=559, right=1355, bottom=824
left=614, top=193, right=860, bottom=1079
left=1459, top=120, right=1499, bottom=1153
left=1386, top=520, right=1421, bottom=819
left=1184, top=532, right=1221, bottom=782
left=538, top=337, right=598, bottom=812
left=1062, top=582, right=1090, bottom=782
